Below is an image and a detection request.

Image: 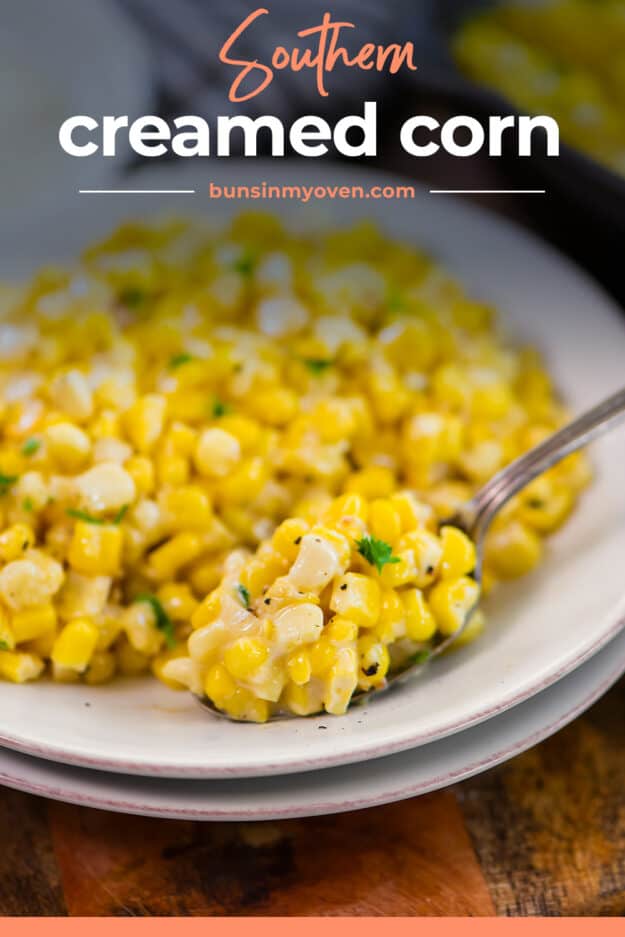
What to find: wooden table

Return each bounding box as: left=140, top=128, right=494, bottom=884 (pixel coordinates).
left=1, top=673, right=624, bottom=917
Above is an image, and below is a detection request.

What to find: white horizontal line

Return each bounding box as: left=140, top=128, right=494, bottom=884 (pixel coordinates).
left=430, top=189, right=546, bottom=195
left=78, top=189, right=197, bottom=195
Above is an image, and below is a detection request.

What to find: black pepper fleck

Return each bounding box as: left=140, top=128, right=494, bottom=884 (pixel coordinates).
left=264, top=598, right=271, bottom=605
left=363, top=663, right=379, bottom=677
left=294, top=536, right=302, bottom=545
left=340, top=583, right=348, bottom=591
left=426, top=565, right=434, bottom=574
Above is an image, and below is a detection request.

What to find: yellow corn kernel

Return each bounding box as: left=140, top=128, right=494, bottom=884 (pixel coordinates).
left=216, top=457, right=267, bottom=504
left=375, top=589, right=406, bottom=643
left=369, top=499, right=402, bottom=544
left=323, top=493, right=368, bottom=528
left=0, top=524, right=36, bottom=562
left=0, top=650, right=45, bottom=683
left=323, top=645, right=358, bottom=714
left=428, top=576, right=480, bottom=637
left=309, top=637, right=337, bottom=676
left=85, top=651, right=116, bottom=685
left=330, top=573, right=381, bottom=628
left=224, top=687, right=270, bottom=723
left=148, top=532, right=203, bottom=580
left=167, top=422, right=197, bottom=456
left=378, top=550, right=419, bottom=588
left=282, top=680, right=322, bottom=716
left=286, top=650, right=312, bottom=686
left=68, top=522, right=123, bottom=577
left=194, top=427, right=241, bottom=478
left=156, top=452, right=189, bottom=487
left=325, top=616, right=359, bottom=643
left=189, top=558, right=224, bottom=596
left=191, top=589, right=222, bottom=630
left=223, top=637, right=269, bottom=680
left=358, top=633, right=390, bottom=688
left=471, top=381, right=514, bottom=420
left=124, top=394, right=167, bottom=453
left=485, top=520, right=543, bottom=579
left=345, top=465, right=395, bottom=499
left=390, top=491, right=434, bottom=533
left=160, top=485, right=213, bottom=530
left=0, top=607, right=15, bottom=651
left=151, top=647, right=188, bottom=689
left=125, top=455, right=155, bottom=496
left=452, top=609, right=486, bottom=649
left=116, top=638, right=151, bottom=676
left=204, top=662, right=237, bottom=704
left=10, top=603, right=57, bottom=644
left=248, top=387, right=298, bottom=426
left=156, top=582, right=197, bottom=621
left=401, top=588, right=437, bottom=642
left=439, top=525, right=477, bottom=579
left=52, top=617, right=99, bottom=671
left=95, top=615, right=123, bottom=651
left=44, top=422, right=91, bottom=471
left=517, top=478, right=574, bottom=534
left=217, top=415, right=262, bottom=452
left=396, top=529, right=443, bottom=587
left=271, top=518, right=310, bottom=562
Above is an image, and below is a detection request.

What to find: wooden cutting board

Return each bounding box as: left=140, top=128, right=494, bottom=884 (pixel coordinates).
left=1, top=675, right=624, bottom=917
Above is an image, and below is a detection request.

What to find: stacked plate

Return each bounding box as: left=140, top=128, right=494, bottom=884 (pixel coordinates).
left=2, top=163, right=625, bottom=819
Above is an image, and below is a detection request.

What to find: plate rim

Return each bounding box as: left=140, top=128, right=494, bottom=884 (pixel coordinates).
left=1, top=626, right=624, bottom=820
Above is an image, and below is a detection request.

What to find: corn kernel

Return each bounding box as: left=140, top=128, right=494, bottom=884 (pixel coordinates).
left=68, top=522, right=123, bottom=576
left=52, top=617, right=99, bottom=671
left=330, top=573, right=381, bottom=628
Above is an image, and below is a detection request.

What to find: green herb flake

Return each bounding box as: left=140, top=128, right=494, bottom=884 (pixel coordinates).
left=355, top=535, right=401, bottom=574
left=0, top=639, right=10, bottom=651
left=236, top=584, right=251, bottom=609
left=113, top=504, right=129, bottom=524
left=233, top=250, right=256, bottom=277
left=135, top=594, right=176, bottom=649
left=22, top=497, right=34, bottom=513
left=212, top=398, right=231, bottom=418
left=118, top=286, right=147, bottom=308
left=0, top=474, right=18, bottom=496
left=169, top=352, right=193, bottom=370
left=66, top=508, right=105, bottom=525
left=303, top=358, right=333, bottom=376
left=21, top=438, right=41, bottom=457
left=387, top=287, right=405, bottom=312
left=412, top=648, right=432, bottom=667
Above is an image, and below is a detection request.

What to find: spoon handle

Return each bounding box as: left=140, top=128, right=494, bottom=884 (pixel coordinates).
left=459, top=385, right=625, bottom=542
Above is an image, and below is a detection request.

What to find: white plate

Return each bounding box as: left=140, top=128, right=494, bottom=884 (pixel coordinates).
left=1, top=164, right=625, bottom=779
left=1, top=619, right=624, bottom=820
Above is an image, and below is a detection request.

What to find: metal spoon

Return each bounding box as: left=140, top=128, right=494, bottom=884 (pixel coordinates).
left=197, top=385, right=625, bottom=721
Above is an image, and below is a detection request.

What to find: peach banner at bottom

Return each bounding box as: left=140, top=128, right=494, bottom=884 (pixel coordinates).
left=2, top=919, right=625, bottom=934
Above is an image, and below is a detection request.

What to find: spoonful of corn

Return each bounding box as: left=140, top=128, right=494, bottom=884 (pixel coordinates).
left=164, top=386, right=625, bottom=722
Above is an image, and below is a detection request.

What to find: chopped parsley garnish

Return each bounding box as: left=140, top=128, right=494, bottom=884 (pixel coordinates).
left=67, top=505, right=129, bottom=525
left=233, top=250, right=256, bottom=277
left=387, top=287, right=405, bottom=312
left=212, top=398, right=231, bottom=418
left=113, top=504, right=129, bottom=524
left=236, top=584, right=251, bottom=609
left=355, top=535, right=401, bottom=574
left=0, top=639, right=10, bottom=651
left=0, top=474, right=18, bottom=496
left=66, top=508, right=105, bottom=525
left=169, top=352, right=193, bottom=370
left=303, top=358, right=333, bottom=376
left=118, top=286, right=147, bottom=308
left=412, top=648, right=432, bottom=667
left=135, top=594, right=176, bottom=649
left=22, top=497, right=34, bottom=513
left=21, top=438, right=41, bottom=457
